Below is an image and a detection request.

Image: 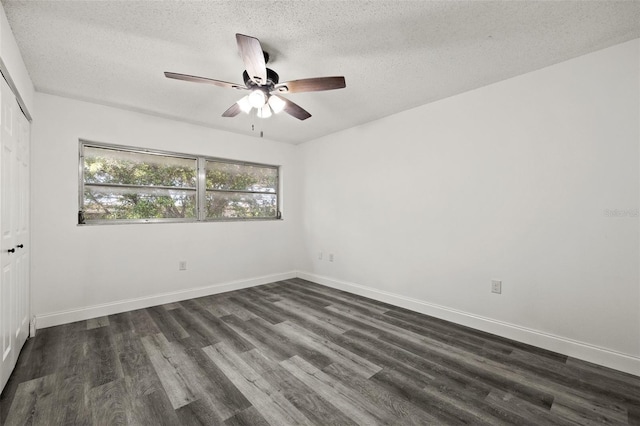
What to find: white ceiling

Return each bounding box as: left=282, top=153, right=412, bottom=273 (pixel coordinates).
left=3, top=1, right=639, bottom=144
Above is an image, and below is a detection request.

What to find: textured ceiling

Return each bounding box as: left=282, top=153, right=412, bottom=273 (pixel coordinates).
left=2, top=1, right=639, bottom=144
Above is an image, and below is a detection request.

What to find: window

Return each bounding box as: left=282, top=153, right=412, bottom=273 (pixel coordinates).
left=81, top=145, right=197, bottom=222
left=79, top=141, right=280, bottom=224
left=205, top=160, right=278, bottom=219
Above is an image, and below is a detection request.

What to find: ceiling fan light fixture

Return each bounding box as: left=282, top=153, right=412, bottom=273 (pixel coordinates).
left=236, top=95, right=252, bottom=113
left=268, top=95, right=286, bottom=114
left=167, top=34, right=345, bottom=122
left=257, top=105, right=272, bottom=119
left=248, top=90, right=267, bottom=108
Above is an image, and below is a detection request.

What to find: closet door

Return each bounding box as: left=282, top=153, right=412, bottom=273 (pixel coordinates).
left=14, top=106, right=29, bottom=354
left=0, top=77, right=17, bottom=390
left=0, top=77, right=28, bottom=392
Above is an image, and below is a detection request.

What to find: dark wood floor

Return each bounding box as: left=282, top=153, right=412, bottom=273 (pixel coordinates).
left=1, top=278, right=639, bottom=425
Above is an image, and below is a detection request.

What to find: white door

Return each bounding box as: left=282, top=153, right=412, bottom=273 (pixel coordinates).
left=0, top=77, right=28, bottom=392
left=14, top=105, right=29, bottom=354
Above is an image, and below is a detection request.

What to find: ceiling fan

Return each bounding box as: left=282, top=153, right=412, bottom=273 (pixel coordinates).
left=165, top=34, right=346, bottom=121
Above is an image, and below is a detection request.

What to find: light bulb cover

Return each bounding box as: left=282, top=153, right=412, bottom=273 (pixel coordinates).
left=248, top=90, right=267, bottom=108
left=236, top=96, right=252, bottom=113
left=268, top=95, right=286, bottom=114
left=257, top=105, right=272, bottom=119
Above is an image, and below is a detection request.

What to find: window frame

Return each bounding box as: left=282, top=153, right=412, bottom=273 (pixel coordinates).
left=78, top=140, right=281, bottom=225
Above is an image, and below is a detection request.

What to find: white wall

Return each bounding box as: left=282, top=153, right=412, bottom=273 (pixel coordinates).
left=298, top=39, right=639, bottom=374
left=31, top=93, right=301, bottom=326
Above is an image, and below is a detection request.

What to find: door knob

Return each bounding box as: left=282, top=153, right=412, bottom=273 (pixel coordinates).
left=7, top=248, right=15, bottom=253
left=16, top=244, right=23, bottom=248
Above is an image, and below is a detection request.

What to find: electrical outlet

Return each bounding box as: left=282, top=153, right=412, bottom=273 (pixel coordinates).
left=179, top=261, right=187, bottom=271
left=491, top=280, right=502, bottom=294
left=329, top=253, right=334, bottom=262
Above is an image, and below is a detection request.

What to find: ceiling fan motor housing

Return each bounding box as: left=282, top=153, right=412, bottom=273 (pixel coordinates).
left=243, top=68, right=279, bottom=88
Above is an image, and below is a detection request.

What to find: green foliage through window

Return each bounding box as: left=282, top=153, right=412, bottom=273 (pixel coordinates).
left=205, top=160, right=277, bottom=219
left=80, top=142, right=279, bottom=223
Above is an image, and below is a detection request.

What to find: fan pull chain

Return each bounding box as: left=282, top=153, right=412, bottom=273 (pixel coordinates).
left=250, top=108, right=263, bottom=138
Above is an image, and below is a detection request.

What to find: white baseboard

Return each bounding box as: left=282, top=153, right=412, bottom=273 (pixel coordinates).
left=35, top=271, right=297, bottom=330
left=297, top=271, right=640, bottom=376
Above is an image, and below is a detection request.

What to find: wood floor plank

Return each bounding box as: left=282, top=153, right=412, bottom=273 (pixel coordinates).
left=268, top=284, right=333, bottom=310
left=18, top=321, right=86, bottom=382
left=182, top=298, right=255, bottom=352
left=171, top=306, right=221, bottom=348
left=331, top=304, right=560, bottom=408
left=285, top=279, right=392, bottom=314
left=2, top=279, right=638, bottom=425
left=216, top=296, right=259, bottom=321
left=3, top=334, right=92, bottom=425
left=175, top=398, right=226, bottom=425
left=3, top=374, right=56, bottom=425
left=384, top=304, right=568, bottom=362
left=113, top=329, right=162, bottom=398
left=347, top=327, right=555, bottom=410
left=155, top=334, right=254, bottom=421
left=224, top=405, right=271, bottom=426
left=273, top=297, right=354, bottom=334
left=203, top=342, right=314, bottom=426
left=274, top=320, right=382, bottom=378
left=112, top=331, right=182, bottom=425
left=178, top=336, right=253, bottom=419
left=88, top=378, right=128, bottom=425
left=135, top=389, right=182, bottom=426
left=0, top=336, right=34, bottom=424
left=246, top=316, right=335, bottom=369
left=245, top=285, right=283, bottom=303
left=628, top=404, right=640, bottom=425
left=57, top=377, right=91, bottom=424
left=353, top=296, right=634, bottom=415
left=262, top=363, right=359, bottom=426
left=508, top=348, right=640, bottom=406
left=565, top=357, right=640, bottom=387
left=140, top=333, right=199, bottom=409
left=196, top=294, right=232, bottom=318
left=128, top=308, right=163, bottom=336
left=371, top=367, right=498, bottom=425
left=484, top=389, right=575, bottom=426
left=87, top=315, right=110, bottom=330
left=145, top=306, right=190, bottom=342
left=322, top=362, right=440, bottom=425
left=108, top=311, right=135, bottom=334
left=369, top=318, right=630, bottom=420
left=85, top=326, right=124, bottom=389
left=280, top=355, right=392, bottom=425
left=229, top=294, right=287, bottom=325
left=550, top=394, right=629, bottom=425
left=239, top=348, right=279, bottom=376
left=382, top=307, right=516, bottom=356
left=221, top=314, right=289, bottom=363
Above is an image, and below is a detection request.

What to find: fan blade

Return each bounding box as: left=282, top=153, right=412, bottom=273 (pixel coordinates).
left=277, top=96, right=311, bottom=120
left=165, top=72, right=246, bottom=90
left=275, top=76, right=345, bottom=94
left=222, top=102, right=242, bottom=118
left=236, top=34, right=267, bottom=85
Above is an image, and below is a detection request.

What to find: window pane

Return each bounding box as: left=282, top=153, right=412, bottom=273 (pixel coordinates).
left=206, top=161, right=277, bottom=192
left=84, top=146, right=196, bottom=188
left=205, top=191, right=277, bottom=219
left=84, top=185, right=196, bottom=220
